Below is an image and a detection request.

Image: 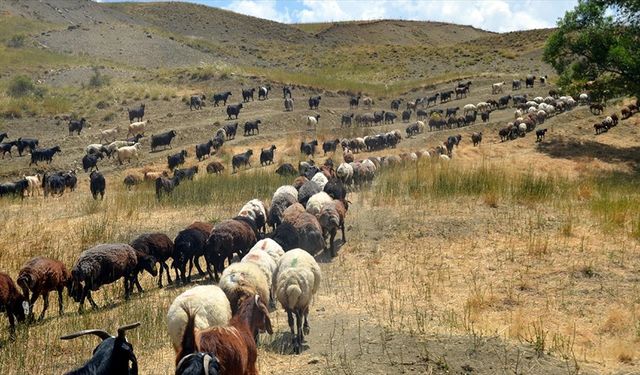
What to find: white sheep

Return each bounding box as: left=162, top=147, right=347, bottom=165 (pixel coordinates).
left=127, top=120, right=148, bottom=137
left=310, top=172, right=328, bottom=190
left=241, top=249, right=278, bottom=305
left=305, top=191, right=332, bottom=216
left=514, top=109, right=523, bottom=119
left=249, top=238, right=285, bottom=265
left=238, top=199, right=268, bottom=232
left=463, top=104, right=477, bottom=115
left=528, top=106, right=538, bottom=114
left=275, top=248, right=321, bottom=353
left=579, top=93, right=589, bottom=104
left=23, top=174, right=41, bottom=196
left=219, top=262, right=270, bottom=314
left=476, top=102, right=490, bottom=112
left=336, top=162, right=353, bottom=185
left=268, top=185, right=299, bottom=229
left=99, top=125, right=121, bottom=143
left=525, top=101, right=539, bottom=108
left=116, top=143, right=142, bottom=164
left=491, top=82, right=505, bottom=94
left=533, top=96, right=544, bottom=104
left=166, top=285, right=232, bottom=352
left=106, top=140, right=135, bottom=155
left=306, top=115, right=320, bottom=129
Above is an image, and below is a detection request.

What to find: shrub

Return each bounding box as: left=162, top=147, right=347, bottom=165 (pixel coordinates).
left=88, top=67, right=111, bottom=88
left=6, top=34, right=26, bottom=48
left=7, top=75, right=35, bottom=97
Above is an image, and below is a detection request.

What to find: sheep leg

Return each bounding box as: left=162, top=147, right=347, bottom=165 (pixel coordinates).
left=39, top=292, right=49, bottom=321
left=296, top=310, right=304, bottom=350
left=7, top=311, right=16, bottom=339
left=86, top=289, right=98, bottom=310
left=341, top=222, right=346, bottom=243
left=303, top=307, right=310, bottom=336
left=164, top=262, right=173, bottom=285
left=133, top=275, right=144, bottom=294
left=57, top=287, right=64, bottom=316
left=330, top=230, right=336, bottom=258
left=27, top=292, right=39, bottom=321
left=157, top=263, right=164, bottom=288
left=287, top=310, right=298, bottom=352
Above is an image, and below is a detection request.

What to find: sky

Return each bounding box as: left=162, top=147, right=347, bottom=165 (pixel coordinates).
left=96, top=0, right=578, bottom=32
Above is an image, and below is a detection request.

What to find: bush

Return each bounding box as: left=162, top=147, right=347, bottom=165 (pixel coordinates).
left=6, top=34, right=26, bottom=48
left=88, top=67, right=111, bottom=88
left=7, top=75, right=35, bottom=97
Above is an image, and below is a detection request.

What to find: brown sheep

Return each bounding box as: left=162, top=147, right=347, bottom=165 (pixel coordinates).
left=17, top=257, right=70, bottom=321
left=206, top=160, right=225, bottom=174
left=621, top=106, right=632, bottom=119
left=0, top=272, right=28, bottom=337
left=293, top=176, right=308, bottom=190
left=292, top=211, right=325, bottom=255
left=282, top=202, right=306, bottom=225
left=130, top=233, right=175, bottom=288
left=205, top=218, right=257, bottom=280
left=173, top=221, right=214, bottom=283
left=318, top=200, right=347, bottom=257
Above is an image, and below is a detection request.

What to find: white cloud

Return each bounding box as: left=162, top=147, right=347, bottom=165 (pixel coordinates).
left=224, top=0, right=292, bottom=23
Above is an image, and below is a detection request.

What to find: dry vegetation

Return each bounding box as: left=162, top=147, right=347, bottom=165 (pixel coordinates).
left=0, top=1, right=639, bottom=374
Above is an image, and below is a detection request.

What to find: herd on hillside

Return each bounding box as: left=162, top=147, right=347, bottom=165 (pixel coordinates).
left=0, top=74, right=639, bottom=374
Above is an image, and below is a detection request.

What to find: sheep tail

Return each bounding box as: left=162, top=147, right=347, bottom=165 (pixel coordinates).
left=286, top=284, right=302, bottom=309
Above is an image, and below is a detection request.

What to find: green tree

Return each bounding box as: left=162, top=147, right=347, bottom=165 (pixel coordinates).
left=543, top=0, right=639, bottom=100
left=7, top=75, right=35, bottom=97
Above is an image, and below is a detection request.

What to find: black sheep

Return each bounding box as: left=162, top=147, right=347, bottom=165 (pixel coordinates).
left=260, top=145, right=276, bottom=166
left=130, top=233, right=175, bottom=288
left=128, top=104, right=145, bottom=123
left=324, top=179, right=347, bottom=200
left=68, top=118, right=86, bottom=135
left=167, top=150, right=188, bottom=171
left=226, top=103, right=243, bottom=119
left=213, top=91, right=232, bottom=106
left=89, top=171, right=105, bottom=200
left=151, top=130, right=177, bottom=151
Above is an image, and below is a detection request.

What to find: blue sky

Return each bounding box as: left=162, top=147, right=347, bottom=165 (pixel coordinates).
left=96, top=0, right=578, bottom=32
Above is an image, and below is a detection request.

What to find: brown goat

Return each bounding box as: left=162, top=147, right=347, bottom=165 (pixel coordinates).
left=17, top=257, right=70, bottom=321
left=0, top=272, right=28, bottom=337
left=130, top=232, right=175, bottom=287
left=176, top=295, right=272, bottom=375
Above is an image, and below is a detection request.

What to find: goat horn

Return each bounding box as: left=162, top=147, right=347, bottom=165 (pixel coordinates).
left=60, top=329, right=111, bottom=341
left=203, top=354, right=212, bottom=375
left=254, top=294, right=260, bottom=306
left=117, top=322, right=141, bottom=339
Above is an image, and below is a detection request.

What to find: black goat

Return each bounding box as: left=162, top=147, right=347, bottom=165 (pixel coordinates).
left=195, top=140, right=214, bottom=161
left=243, top=120, right=261, bottom=136
left=167, top=150, right=188, bottom=171
left=536, top=128, right=547, bottom=142
left=42, top=172, right=65, bottom=197
left=62, top=170, right=78, bottom=192
left=349, top=96, right=360, bottom=108
left=341, top=113, right=354, bottom=127
left=308, top=95, right=321, bottom=109
left=151, top=130, right=177, bottom=151
left=30, top=146, right=61, bottom=166
left=0, top=179, right=28, bottom=199
left=402, top=110, right=412, bottom=122
left=258, top=86, right=271, bottom=100
left=60, top=322, right=140, bottom=375
left=232, top=149, right=253, bottom=173
left=190, top=95, right=206, bottom=110
left=156, top=175, right=181, bottom=200
left=275, top=163, right=296, bottom=176
left=175, top=166, right=199, bottom=181
left=300, top=140, right=318, bottom=157
left=89, top=171, right=106, bottom=200
left=82, top=153, right=103, bottom=173
left=17, top=137, right=38, bottom=156
left=223, top=122, right=238, bottom=139
left=226, top=103, right=243, bottom=119
left=283, top=86, right=293, bottom=98
left=242, top=88, right=255, bottom=102
left=68, top=118, right=86, bottom=135
left=322, top=139, right=340, bottom=155
left=471, top=132, right=483, bottom=146
left=212, top=91, right=232, bottom=107
left=0, top=141, right=17, bottom=158
left=0, top=132, right=7, bottom=143
left=127, top=104, right=145, bottom=123
left=260, top=145, right=276, bottom=166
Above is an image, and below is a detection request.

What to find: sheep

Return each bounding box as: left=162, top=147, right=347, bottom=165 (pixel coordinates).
left=308, top=95, right=321, bottom=109
left=384, top=112, right=398, bottom=124
left=116, top=143, right=142, bottom=164
left=175, top=295, right=271, bottom=375
left=463, top=104, right=477, bottom=115
left=238, top=199, right=268, bottom=233
left=226, top=103, right=243, bottom=119
left=173, top=222, right=213, bottom=284
left=306, top=114, right=320, bottom=129
left=219, top=262, right=270, bottom=316
left=579, top=93, right=589, bottom=104
left=275, top=248, right=321, bottom=353
left=168, top=150, right=188, bottom=171
left=82, top=153, right=103, bottom=173
left=69, top=244, right=141, bottom=312
left=106, top=140, right=134, bottom=155
left=268, top=185, right=298, bottom=229
left=30, top=146, right=61, bottom=166
left=167, top=285, right=232, bottom=352
left=243, top=120, right=261, bottom=136
left=195, top=140, right=214, bottom=161
left=241, top=249, right=278, bottom=307
left=492, top=82, right=505, bottom=94
left=471, top=132, right=483, bottom=147
left=156, top=175, right=181, bottom=200
left=213, top=91, right=233, bottom=106
left=206, top=160, right=225, bottom=174
left=242, top=88, right=255, bottom=102
left=231, top=149, right=253, bottom=173
left=60, top=322, right=140, bottom=375
left=100, top=125, right=120, bottom=142
left=621, top=106, right=632, bottom=119
left=144, top=170, right=168, bottom=182
left=86, top=143, right=109, bottom=157
left=336, top=162, right=353, bottom=185
left=16, top=257, right=69, bottom=321
left=298, top=180, right=321, bottom=207
left=284, top=97, right=294, bottom=111
left=127, top=104, right=145, bottom=123
left=123, top=174, right=141, bottom=190
left=68, top=118, right=86, bottom=135
left=286, top=206, right=324, bottom=255
left=130, top=232, right=175, bottom=288
left=89, top=171, right=106, bottom=200
left=151, top=130, right=177, bottom=151
left=205, top=218, right=258, bottom=280
left=310, top=172, right=328, bottom=191
left=0, top=272, right=29, bottom=337
left=190, top=94, right=206, bottom=110
left=305, top=191, right=333, bottom=217
left=318, top=200, right=347, bottom=257
left=590, top=103, right=604, bottom=115
left=249, top=239, right=285, bottom=266
left=127, top=120, right=148, bottom=138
